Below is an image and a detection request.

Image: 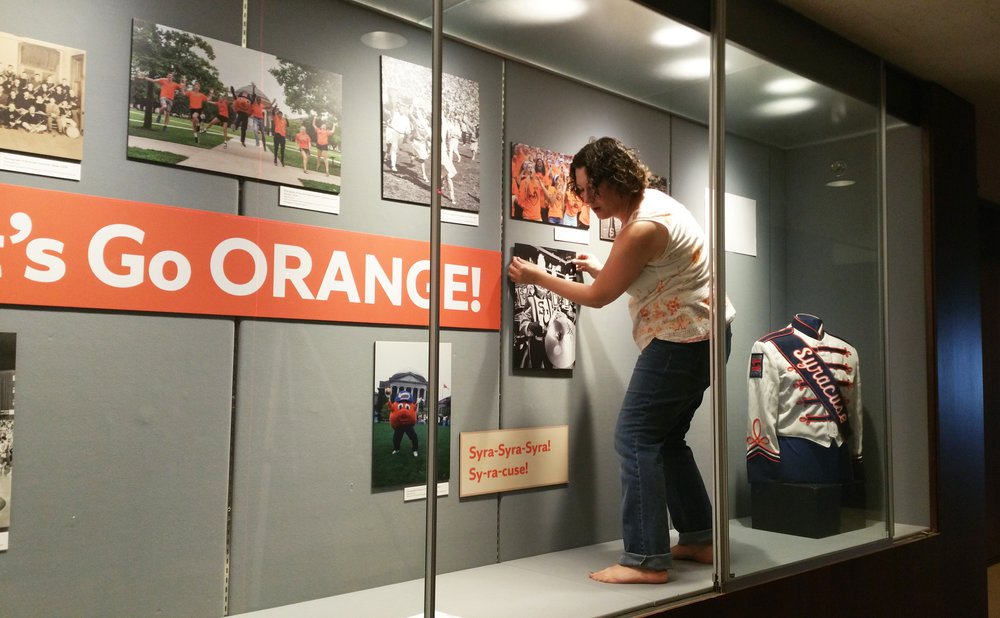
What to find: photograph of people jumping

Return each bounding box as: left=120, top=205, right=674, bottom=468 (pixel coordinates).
left=127, top=19, right=342, bottom=196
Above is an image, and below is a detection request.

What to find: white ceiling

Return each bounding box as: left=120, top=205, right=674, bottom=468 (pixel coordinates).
left=359, top=0, right=885, bottom=148
left=354, top=0, right=1000, bottom=200
left=775, top=0, right=1000, bottom=202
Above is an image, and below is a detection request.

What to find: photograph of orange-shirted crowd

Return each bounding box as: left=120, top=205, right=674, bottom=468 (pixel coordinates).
left=510, top=142, right=590, bottom=229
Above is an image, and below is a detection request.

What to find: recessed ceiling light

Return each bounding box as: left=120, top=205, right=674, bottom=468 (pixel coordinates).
left=764, top=77, right=813, bottom=95
left=660, top=57, right=710, bottom=80
left=652, top=24, right=703, bottom=48
left=477, top=0, right=589, bottom=25
left=756, top=97, right=817, bottom=116
left=360, top=31, right=408, bottom=50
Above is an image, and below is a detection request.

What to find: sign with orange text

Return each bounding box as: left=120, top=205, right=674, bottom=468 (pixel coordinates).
left=460, top=425, right=568, bottom=497
left=0, top=183, right=501, bottom=330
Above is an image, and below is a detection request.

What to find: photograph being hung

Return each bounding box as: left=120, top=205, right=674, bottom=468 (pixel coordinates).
left=511, top=142, right=590, bottom=229
left=127, top=19, right=343, bottom=197
left=511, top=243, right=581, bottom=371
left=0, top=31, right=85, bottom=162
left=372, top=341, right=452, bottom=491
left=0, top=332, right=15, bottom=552
left=380, top=55, right=480, bottom=213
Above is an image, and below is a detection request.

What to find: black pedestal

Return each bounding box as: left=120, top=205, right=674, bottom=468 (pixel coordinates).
left=750, top=481, right=866, bottom=538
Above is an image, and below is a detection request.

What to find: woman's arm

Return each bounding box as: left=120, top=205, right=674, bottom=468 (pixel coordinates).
left=508, top=220, right=667, bottom=308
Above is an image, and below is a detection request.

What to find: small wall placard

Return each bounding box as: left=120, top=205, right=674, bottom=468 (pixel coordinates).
left=460, top=425, right=568, bottom=497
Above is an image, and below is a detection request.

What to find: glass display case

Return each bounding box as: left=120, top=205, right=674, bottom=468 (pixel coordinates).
left=0, top=0, right=934, bottom=616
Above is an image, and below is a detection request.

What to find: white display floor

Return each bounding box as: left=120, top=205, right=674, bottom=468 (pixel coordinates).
left=232, top=520, right=929, bottom=618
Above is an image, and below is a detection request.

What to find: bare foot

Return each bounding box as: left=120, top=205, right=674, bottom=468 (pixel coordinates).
left=588, top=564, right=669, bottom=584
left=671, top=543, right=713, bottom=564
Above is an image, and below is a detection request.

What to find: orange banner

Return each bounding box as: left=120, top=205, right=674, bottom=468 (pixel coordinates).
left=0, top=183, right=501, bottom=330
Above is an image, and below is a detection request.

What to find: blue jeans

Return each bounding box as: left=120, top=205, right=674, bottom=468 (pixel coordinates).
left=616, top=330, right=730, bottom=571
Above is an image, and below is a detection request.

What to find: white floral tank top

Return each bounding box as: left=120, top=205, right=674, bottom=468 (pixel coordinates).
left=623, top=190, right=736, bottom=349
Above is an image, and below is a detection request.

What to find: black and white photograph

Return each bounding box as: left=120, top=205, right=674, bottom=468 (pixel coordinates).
left=0, top=332, right=15, bottom=552
left=599, top=217, right=621, bottom=241
left=371, top=341, right=452, bottom=491
left=511, top=142, right=590, bottom=229
left=0, top=31, right=85, bottom=161
left=128, top=19, right=343, bottom=196
left=380, top=55, right=480, bottom=212
left=511, top=243, right=581, bottom=372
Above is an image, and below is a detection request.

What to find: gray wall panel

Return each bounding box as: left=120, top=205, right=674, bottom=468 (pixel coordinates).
left=228, top=3, right=504, bottom=611
left=784, top=133, right=887, bottom=512
left=499, top=61, right=674, bottom=561
left=1, top=1, right=241, bottom=616
left=0, top=309, right=233, bottom=617
left=228, top=321, right=500, bottom=612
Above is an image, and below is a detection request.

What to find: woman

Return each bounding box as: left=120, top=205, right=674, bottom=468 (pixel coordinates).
left=312, top=116, right=336, bottom=176
left=200, top=89, right=231, bottom=148
left=508, top=137, right=735, bottom=584
left=294, top=126, right=311, bottom=174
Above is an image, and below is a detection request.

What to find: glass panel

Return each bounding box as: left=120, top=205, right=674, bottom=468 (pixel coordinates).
left=723, top=41, right=889, bottom=580
left=443, top=2, right=720, bottom=612
left=357, top=0, right=720, bottom=613
left=220, top=1, right=436, bottom=614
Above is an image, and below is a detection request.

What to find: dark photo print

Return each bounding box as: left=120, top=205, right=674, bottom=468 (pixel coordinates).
left=0, top=332, right=15, bottom=552
left=510, top=243, right=581, bottom=372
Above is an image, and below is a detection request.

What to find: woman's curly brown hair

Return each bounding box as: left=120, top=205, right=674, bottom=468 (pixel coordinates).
left=569, top=137, right=650, bottom=199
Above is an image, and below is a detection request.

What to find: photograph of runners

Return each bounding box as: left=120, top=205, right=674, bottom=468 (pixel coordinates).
left=0, top=332, right=15, bottom=552
left=510, top=142, right=590, bottom=229
left=127, top=19, right=342, bottom=195
left=372, top=341, right=452, bottom=491
left=510, top=243, right=581, bottom=372
left=380, top=56, right=480, bottom=212
left=0, top=31, right=85, bottom=161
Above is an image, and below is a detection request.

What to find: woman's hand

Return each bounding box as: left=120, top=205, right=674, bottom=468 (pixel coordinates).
left=508, top=256, right=543, bottom=284
left=572, top=253, right=604, bottom=278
